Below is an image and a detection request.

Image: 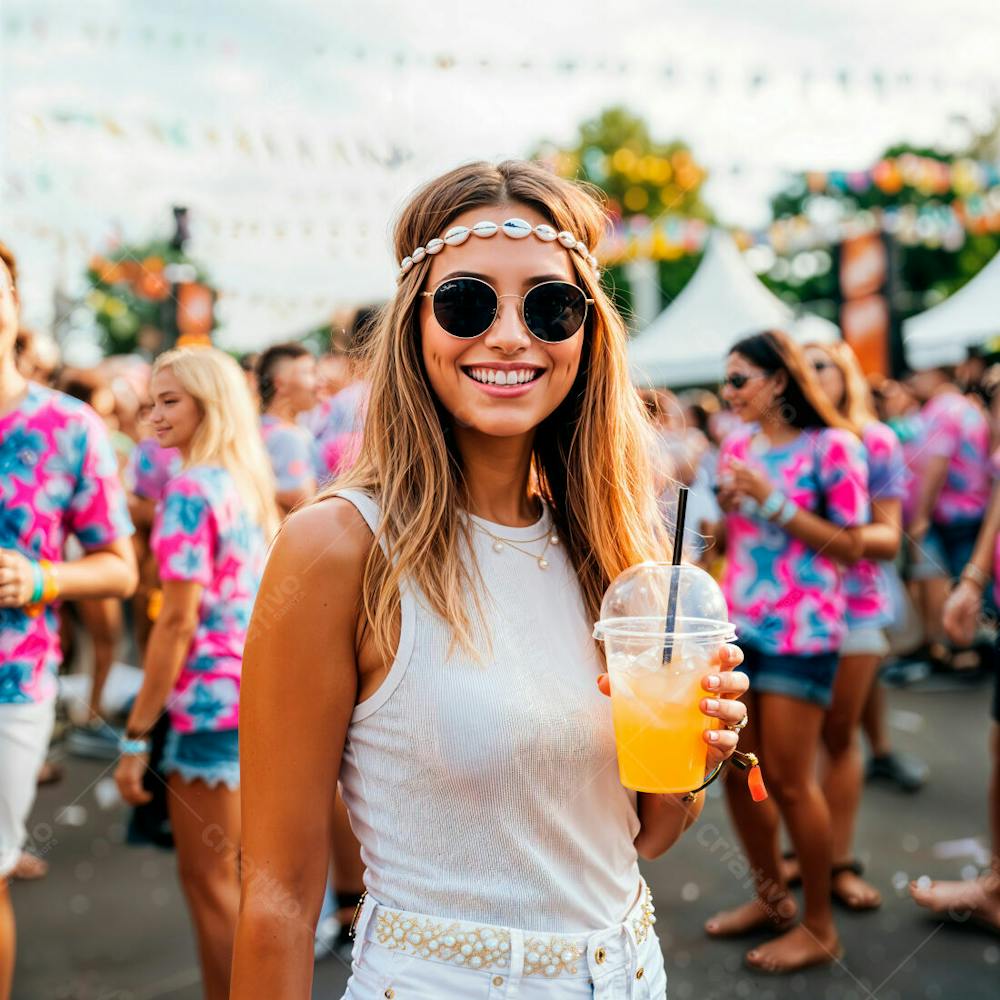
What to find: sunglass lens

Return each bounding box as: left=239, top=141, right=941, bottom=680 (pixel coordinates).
left=432, top=278, right=498, bottom=338
left=726, top=374, right=746, bottom=389
left=522, top=282, right=587, bottom=343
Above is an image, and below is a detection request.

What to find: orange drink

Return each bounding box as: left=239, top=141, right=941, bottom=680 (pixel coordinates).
left=594, top=562, right=735, bottom=796
left=606, top=649, right=717, bottom=793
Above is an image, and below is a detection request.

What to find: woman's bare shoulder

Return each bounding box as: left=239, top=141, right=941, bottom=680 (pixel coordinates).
left=268, top=496, right=375, bottom=581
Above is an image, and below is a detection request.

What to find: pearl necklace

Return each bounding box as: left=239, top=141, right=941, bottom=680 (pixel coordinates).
left=471, top=521, right=560, bottom=571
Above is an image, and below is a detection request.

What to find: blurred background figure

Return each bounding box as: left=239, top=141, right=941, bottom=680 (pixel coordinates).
left=255, top=342, right=319, bottom=516
left=905, top=366, right=992, bottom=672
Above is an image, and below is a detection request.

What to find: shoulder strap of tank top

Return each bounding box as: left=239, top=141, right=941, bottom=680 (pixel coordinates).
left=332, top=488, right=417, bottom=722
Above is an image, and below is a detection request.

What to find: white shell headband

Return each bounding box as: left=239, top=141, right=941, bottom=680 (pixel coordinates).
left=397, top=217, right=600, bottom=282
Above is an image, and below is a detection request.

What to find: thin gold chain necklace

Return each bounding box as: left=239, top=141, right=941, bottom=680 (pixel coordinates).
left=470, top=519, right=561, bottom=571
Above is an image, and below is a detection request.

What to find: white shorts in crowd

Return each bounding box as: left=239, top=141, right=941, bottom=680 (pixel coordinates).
left=0, top=697, right=56, bottom=878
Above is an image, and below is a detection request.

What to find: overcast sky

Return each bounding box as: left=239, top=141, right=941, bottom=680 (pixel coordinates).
left=4, top=0, right=1000, bottom=350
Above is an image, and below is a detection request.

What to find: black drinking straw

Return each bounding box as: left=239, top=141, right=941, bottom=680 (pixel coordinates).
left=662, top=486, right=689, bottom=664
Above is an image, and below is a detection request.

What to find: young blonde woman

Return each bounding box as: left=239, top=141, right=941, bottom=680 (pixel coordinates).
left=114, top=347, right=277, bottom=1000
left=798, top=341, right=904, bottom=911
left=230, top=160, right=751, bottom=999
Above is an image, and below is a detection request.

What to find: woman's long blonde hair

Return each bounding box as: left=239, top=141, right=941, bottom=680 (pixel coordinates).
left=318, top=160, right=669, bottom=661
left=153, top=347, right=281, bottom=538
left=807, top=340, right=878, bottom=431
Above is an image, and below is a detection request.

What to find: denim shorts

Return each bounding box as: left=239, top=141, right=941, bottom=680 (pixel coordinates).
left=910, top=518, right=982, bottom=582
left=737, top=642, right=840, bottom=708
left=161, top=727, right=239, bottom=790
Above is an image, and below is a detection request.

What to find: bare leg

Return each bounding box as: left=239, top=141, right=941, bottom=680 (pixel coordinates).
left=821, top=653, right=882, bottom=910
left=910, top=723, right=1000, bottom=930
left=167, top=776, right=242, bottom=1000
left=861, top=681, right=889, bottom=757
left=705, top=690, right=798, bottom=937
left=78, top=597, right=122, bottom=721
left=330, top=788, right=365, bottom=926
left=923, top=577, right=952, bottom=653
left=0, top=880, right=13, bottom=1000
left=745, top=693, right=842, bottom=973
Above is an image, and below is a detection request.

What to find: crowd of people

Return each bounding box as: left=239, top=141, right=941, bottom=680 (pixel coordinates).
left=0, top=157, right=997, bottom=1000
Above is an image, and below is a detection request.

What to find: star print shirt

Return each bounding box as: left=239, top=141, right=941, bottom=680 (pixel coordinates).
left=123, top=436, right=182, bottom=502
left=844, top=421, right=907, bottom=629
left=720, top=426, right=869, bottom=656
left=0, top=384, right=133, bottom=704
left=150, top=465, right=266, bottom=732
left=260, top=415, right=317, bottom=494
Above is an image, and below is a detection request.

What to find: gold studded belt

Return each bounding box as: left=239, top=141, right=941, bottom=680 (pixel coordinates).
left=352, top=882, right=656, bottom=980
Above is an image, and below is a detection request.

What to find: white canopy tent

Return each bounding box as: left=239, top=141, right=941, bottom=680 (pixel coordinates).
left=902, top=249, right=1000, bottom=368
left=629, top=229, right=839, bottom=387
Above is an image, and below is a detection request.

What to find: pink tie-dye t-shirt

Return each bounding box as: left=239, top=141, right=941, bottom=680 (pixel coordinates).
left=1, top=384, right=133, bottom=704
left=921, top=391, right=990, bottom=525
left=720, top=426, right=869, bottom=655
left=844, top=421, right=907, bottom=628
left=123, top=436, right=182, bottom=502
left=260, top=415, right=317, bottom=493
left=150, top=465, right=266, bottom=733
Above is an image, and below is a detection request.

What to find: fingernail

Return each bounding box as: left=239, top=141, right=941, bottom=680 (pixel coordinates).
left=705, top=675, right=720, bottom=689
left=705, top=699, right=719, bottom=712
left=708, top=731, right=720, bottom=742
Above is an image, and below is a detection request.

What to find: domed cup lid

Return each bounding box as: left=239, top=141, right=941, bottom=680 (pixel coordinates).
left=593, top=561, right=735, bottom=643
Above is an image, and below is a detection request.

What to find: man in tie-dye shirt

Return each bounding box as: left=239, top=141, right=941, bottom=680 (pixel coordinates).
left=0, top=240, right=136, bottom=993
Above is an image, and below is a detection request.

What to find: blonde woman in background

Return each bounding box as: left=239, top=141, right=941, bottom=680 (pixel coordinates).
left=114, top=348, right=277, bottom=1000
left=800, top=340, right=905, bottom=910
left=231, top=160, right=751, bottom=998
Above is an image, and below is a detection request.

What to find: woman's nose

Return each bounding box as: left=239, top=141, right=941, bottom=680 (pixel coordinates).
left=482, top=297, right=531, bottom=353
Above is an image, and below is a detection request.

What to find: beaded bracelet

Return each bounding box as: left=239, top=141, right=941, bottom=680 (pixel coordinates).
left=776, top=498, right=799, bottom=526
left=960, top=563, right=990, bottom=590
left=759, top=491, right=787, bottom=521
left=118, top=736, right=151, bottom=756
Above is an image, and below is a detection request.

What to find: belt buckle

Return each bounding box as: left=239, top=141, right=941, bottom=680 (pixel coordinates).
left=348, top=890, right=368, bottom=940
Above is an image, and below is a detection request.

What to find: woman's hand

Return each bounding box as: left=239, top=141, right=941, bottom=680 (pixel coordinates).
left=114, top=754, right=152, bottom=806
left=726, top=461, right=772, bottom=504
left=942, top=579, right=983, bottom=648
left=0, top=549, right=35, bottom=607
left=597, top=643, right=749, bottom=772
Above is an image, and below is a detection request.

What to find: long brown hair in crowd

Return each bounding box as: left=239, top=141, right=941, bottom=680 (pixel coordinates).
left=730, top=330, right=857, bottom=435
left=806, top=340, right=878, bottom=431
left=316, top=160, right=668, bottom=661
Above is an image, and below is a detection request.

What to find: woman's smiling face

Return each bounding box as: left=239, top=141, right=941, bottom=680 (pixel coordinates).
left=419, top=203, right=587, bottom=441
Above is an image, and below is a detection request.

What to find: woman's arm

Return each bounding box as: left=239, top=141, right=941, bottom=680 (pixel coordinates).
left=859, top=497, right=902, bottom=562
left=0, top=538, right=137, bottom=608
left=726, top=462, right=865, bottom=564
left=125, top=579, right=202, bottom=735
left=230, top=499, right=371, bottom=1000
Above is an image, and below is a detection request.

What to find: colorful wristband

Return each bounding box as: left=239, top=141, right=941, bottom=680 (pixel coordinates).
left=29, top=560, right=45, bottom=603
left=760, top=491, right=787, bottom=521
left=777, top=499, right=799, bottom=526
left=39, top=560, right=60, bottom=603
left=117, top=737, right=151, bottom=756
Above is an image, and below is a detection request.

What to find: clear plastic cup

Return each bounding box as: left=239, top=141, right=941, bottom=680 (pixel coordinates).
left=593, top=562, right=736, bottom=794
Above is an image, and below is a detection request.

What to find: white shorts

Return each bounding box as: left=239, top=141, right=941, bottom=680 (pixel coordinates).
left=342, top=882, right=667, bottom=999
left=0, top=697, right=56, bottom=877
left=841, top=626, right=890, bottom=658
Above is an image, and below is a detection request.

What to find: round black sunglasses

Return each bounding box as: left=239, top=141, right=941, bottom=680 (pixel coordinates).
left=421, top=276, right=593, bottom=343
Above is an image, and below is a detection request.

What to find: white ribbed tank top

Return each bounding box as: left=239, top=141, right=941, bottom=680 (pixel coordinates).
left=336, top=489, right=642, bottom=934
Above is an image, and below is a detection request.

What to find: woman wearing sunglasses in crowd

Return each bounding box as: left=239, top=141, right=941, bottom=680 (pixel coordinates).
left=231, top=160, right=750, bottom=1000
left=114, top=348, right=277, bottom=1000
left=795, top=341, right=904, bottom=912
left=706, top=331, right=869, bottom=973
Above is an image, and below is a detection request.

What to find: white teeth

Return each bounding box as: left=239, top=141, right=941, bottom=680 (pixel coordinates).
left=467, top=368, right=540, bottom=385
